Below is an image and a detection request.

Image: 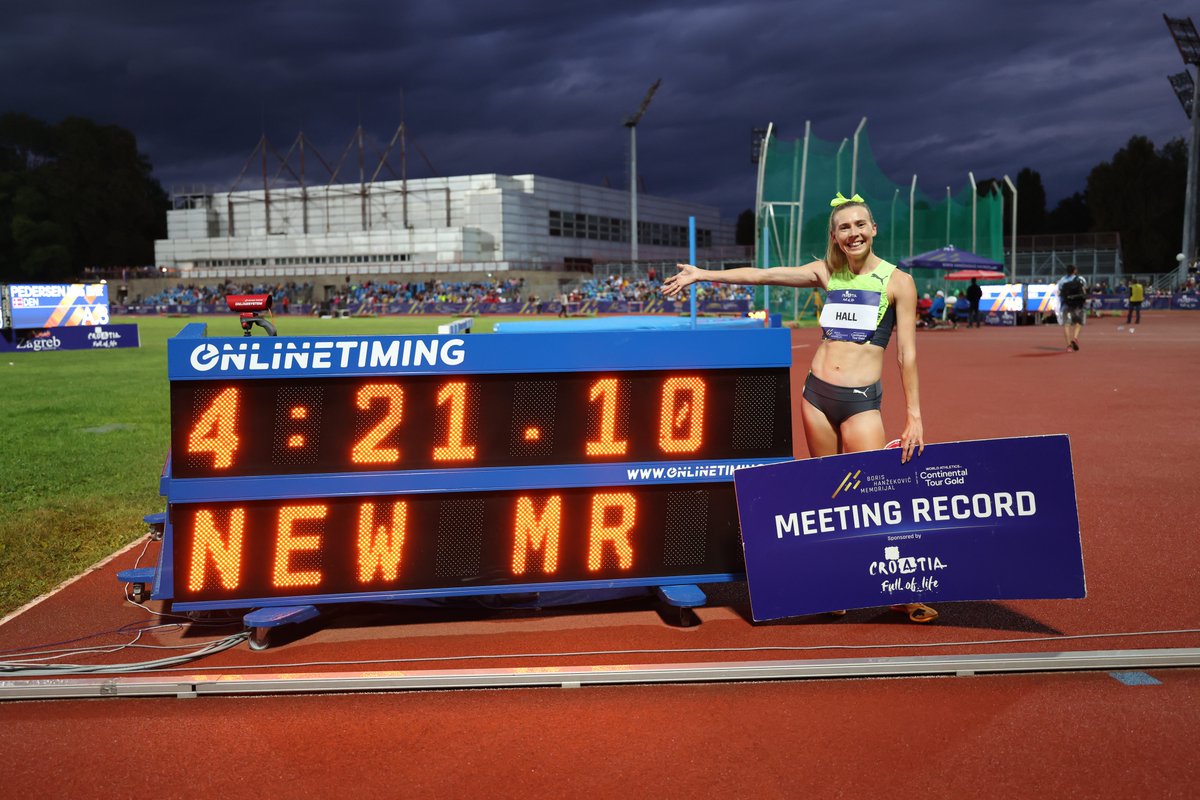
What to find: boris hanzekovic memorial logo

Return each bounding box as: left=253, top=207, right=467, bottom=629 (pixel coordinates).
left=832, top=467, right=912, bottom=499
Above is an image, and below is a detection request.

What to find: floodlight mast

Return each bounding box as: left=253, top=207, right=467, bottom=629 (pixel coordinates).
left=624, top=79, right=662, bottom=264
left=1165, top=14, right=1200, bottom=287
left=1169, top=71, right=1195, bottom=117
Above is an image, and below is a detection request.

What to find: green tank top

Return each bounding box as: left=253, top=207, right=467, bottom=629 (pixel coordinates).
left=820, top=261, right=897, bottom=347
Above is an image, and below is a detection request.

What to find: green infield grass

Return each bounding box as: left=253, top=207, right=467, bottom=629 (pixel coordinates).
left=0, top=314, right=517, bottom=616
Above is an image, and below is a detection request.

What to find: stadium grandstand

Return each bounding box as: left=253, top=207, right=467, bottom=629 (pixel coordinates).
left=144, top=166, right=750, bottom=306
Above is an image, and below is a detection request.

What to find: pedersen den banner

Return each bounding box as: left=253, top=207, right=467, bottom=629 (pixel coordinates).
left=6, top=283, right=110, bottom=329
left=734, top=435, right=1085, bottom=621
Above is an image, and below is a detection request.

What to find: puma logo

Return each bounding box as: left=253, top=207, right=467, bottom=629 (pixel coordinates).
left=871, top=273, right=885, bottom=283
left=852, top=388, right=870, bottom=398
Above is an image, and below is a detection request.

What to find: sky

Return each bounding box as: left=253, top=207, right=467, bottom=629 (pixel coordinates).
left=1, top=0, right=1195, bottom=218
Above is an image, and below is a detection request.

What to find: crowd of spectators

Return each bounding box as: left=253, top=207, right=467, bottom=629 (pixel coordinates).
left=137, top=282, right=312, bottom=308
left=128, top=272, right=757, bottom=313
left=329, top=278, right=526, bottom=309
left=574, top=273, right=752, bottom=304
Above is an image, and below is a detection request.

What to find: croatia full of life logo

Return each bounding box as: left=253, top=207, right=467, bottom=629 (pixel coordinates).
left=870, top=545, right=948, bottom=596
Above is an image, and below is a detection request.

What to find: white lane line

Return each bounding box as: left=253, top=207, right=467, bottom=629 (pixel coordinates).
left=0, top=534, right=151, bottom=629
left=792, top=344, right=811, bottom=349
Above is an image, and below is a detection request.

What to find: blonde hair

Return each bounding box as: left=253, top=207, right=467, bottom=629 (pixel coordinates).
left=824, top=201, right=876, bottom=273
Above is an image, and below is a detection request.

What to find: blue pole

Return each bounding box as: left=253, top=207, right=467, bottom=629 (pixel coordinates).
left=689, top=216, right=697, bottom=328
left=761, top=216, right=770, bottom=315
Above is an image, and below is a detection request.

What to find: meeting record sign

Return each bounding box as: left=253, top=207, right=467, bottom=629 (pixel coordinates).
left=734, top=435, right=1086, bottom=621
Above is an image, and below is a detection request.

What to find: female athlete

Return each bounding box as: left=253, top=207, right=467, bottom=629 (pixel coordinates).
left=662, top=192, right=936, bottom=623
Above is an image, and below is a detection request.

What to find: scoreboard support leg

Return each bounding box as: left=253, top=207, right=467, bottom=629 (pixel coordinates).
left=116, top=567, right=157, bottom=603
left=655, top=584, right=706, bottom=628
left=116, top=512, right=166, bottom=603
left=244, top=605, right=320, bottom=651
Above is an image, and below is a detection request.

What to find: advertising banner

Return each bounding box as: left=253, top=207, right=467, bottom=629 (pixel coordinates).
left=6, top=284, right=110, bottom=328
left=734, top=436, right=1085, bottom=621
left=978, top=284, right=1023, bottom=313
left=1026, top=284, right=1059, bottom=313
left=0, top=324, right=140, bottom=353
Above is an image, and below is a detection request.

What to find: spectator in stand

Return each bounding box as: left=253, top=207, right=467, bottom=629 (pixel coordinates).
left=928, top=291, right=945, bottom=327
left=917, top=293, right=934, bottom=327
left=943, top=291, right=958, bottom=329
left=1125, top=276, right=1144, bottom=326
left=1086, top=285, right=1103, bottom=318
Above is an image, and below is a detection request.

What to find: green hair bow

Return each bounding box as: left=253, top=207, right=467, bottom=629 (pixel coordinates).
left=830, top=192, right=864, bottom=207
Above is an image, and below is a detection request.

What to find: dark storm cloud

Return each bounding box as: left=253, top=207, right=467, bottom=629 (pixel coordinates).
left=0, top=0, right=1192, bottom=215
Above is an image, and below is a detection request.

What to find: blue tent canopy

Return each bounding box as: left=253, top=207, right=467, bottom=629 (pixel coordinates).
left=899, top=245, right=1003, bottom=271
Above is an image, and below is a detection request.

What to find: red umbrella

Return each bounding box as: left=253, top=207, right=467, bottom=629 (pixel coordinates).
left=945, top=269, right=1007, bottom=281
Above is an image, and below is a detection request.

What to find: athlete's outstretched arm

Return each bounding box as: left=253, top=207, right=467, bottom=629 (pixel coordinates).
left=891, top=270, right=924, bottom=463
left=662, top=261, right=827, bottom=299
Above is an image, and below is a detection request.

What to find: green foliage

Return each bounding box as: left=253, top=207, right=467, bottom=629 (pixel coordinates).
left=1087, top=136, right=1187, bottom=272
left=0, top=112, right=168, bottom=282
left=1047, top=192, right=1091, bottom=234
left=735, top=208, right=755, bottom=246
left=1015, top=167, right=1047, bottom=235
left=941, top=139, right=1184, bottom=271
left=0, top=314, right=514, bottom=616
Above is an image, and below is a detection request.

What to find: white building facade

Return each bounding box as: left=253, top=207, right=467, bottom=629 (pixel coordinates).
left=156, top=174, right=737, bottom=280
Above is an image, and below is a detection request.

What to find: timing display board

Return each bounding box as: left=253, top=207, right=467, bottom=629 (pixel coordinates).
left=172, top=483, right=742, bottom=606
left=169, top=368, right=792, bottom=478
left=157, top=324, right=794, bottom=611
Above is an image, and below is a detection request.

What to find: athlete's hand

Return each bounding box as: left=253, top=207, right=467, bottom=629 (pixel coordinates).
left=899, top=414, right=924, bottom=464
left=662, top=263, right=703, bottom=299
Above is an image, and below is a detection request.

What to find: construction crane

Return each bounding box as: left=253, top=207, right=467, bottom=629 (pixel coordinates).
left=624, top=79, right=661, bottom=263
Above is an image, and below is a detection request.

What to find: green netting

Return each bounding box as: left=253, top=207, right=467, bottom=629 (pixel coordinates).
left=753, top=125, right=1005, bottom=319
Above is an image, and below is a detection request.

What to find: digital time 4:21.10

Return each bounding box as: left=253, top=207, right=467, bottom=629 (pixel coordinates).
left=169, top=367, right=791, bottom=478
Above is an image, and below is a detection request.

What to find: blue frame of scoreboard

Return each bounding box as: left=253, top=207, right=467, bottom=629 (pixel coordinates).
left=155, top=323, right=794, bottom=612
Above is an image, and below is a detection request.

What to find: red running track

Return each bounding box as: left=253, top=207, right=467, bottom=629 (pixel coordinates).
left=1, top=312, right=1198, bottom=796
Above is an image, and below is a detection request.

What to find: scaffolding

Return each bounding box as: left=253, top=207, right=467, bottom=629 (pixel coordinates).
left=169, top=123, right=451, bottom=239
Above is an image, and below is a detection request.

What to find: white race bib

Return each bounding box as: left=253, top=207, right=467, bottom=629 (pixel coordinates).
left=820, top=288, right=881, bottom=343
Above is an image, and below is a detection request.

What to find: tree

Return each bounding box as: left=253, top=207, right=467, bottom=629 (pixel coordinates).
left=0, top=113, right=168, bottom=282
left=735, top=208, right=755, bottom=246
left=978, top=171, right=1046, bottom=238
left=1046, top=192, right=1091, bottom=234
left=1086, top=136, right=1186, bottom=273
left=1014, top=167, right=1047, bottom=235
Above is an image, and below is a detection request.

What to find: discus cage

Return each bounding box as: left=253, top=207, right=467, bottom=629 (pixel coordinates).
left=752, top=120, right=1005, bottom=321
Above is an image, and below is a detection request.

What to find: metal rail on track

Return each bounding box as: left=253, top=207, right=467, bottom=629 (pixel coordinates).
left=3, top=647, right=1199, bottom=701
